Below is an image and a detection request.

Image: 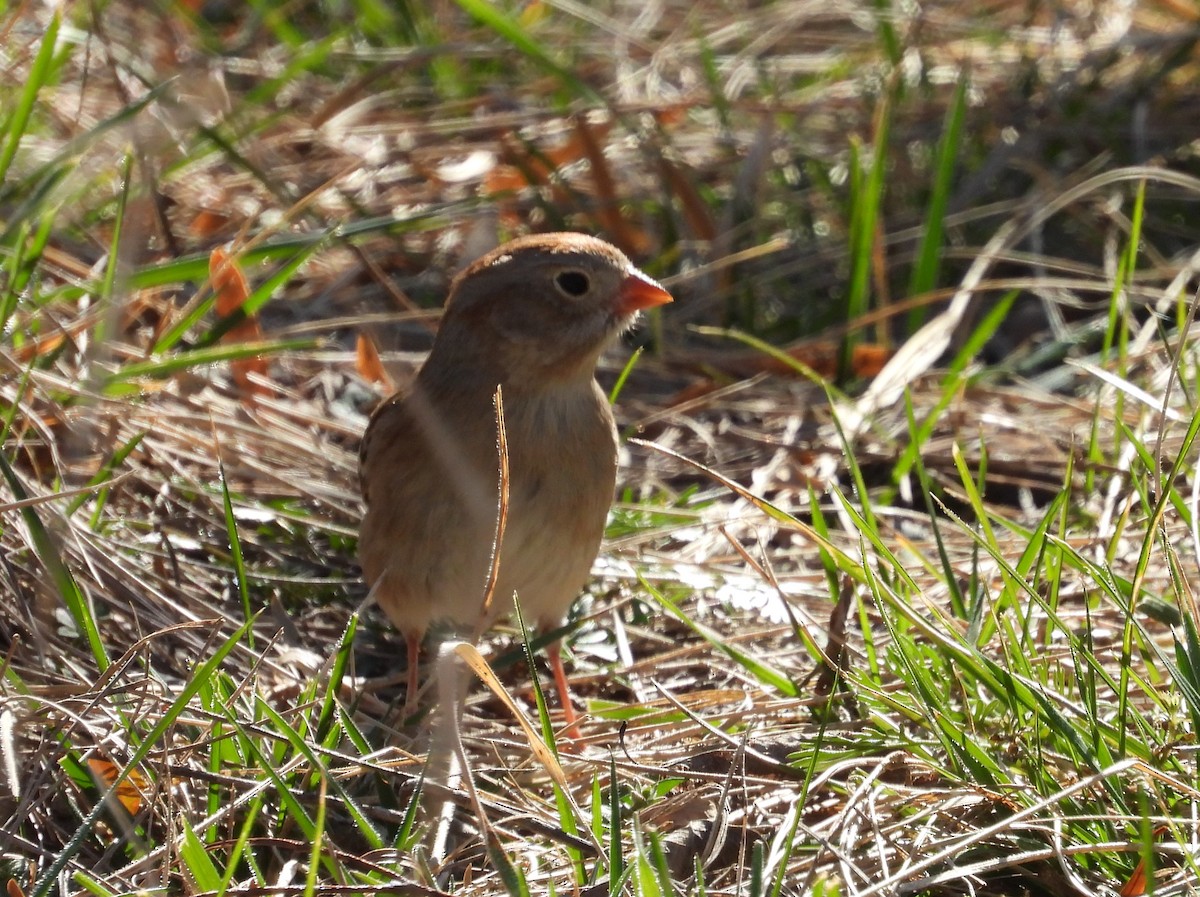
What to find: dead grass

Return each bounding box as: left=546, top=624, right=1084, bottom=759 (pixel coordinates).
left=2, top=1, right=1200, bottom=895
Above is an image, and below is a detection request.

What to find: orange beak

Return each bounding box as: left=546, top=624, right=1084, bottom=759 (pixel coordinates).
left=616, top=268, right=673, bottom=315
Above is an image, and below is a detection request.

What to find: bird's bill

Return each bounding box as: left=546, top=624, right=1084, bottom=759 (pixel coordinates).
left=616, top=269, right=673, bottom=314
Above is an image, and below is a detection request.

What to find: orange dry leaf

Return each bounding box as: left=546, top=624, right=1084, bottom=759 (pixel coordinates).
left=766, top=341, right=891, bottom=379
left=1119, top=825, right=1170, bottom=897
left=211, top=246, right=251, bottom=318
left=483, top=165, right=534, bottom=195
left=482, top=119, right=655, bottom=250
left=190, top=208, right=232, bottom=239
left=87, top=758, right=149, bottom=816
left=210, top=247, right=269, bottom=398
left=652, top=104, right=690, bottom=127
left=356, top=332, right=394, bottom=390
left=484, top=122, right=612, bottom=196
left=1121, top=862, right=1147, bottom=897
left=848, top=344, right=891, bottom=378
left=11, top=332, right=66, bottom=363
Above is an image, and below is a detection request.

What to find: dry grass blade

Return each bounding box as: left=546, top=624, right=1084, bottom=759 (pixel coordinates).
left=0, top=471, right=134, bottom=514
left=630, top=436, right=860, bottom=572
left=851, top=166, right=1200, bottom=432
left=478, top=386, right=509, bottom=622
left=3, top=2, right=1200, bottom=893
left=450, top=642, right=569, bottom=789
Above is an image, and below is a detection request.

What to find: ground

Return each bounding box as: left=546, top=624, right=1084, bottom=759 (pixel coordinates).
left=1, top=2, right=1199, bottom=895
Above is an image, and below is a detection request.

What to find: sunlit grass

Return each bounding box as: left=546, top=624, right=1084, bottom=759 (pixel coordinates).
left=1, top=1, right=1199, bottom=895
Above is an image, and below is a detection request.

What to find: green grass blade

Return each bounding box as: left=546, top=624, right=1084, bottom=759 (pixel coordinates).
left=68, top=432, right=146, bottom=519
left=178, top=815, right=222, bottom=893
left=154, top=242, right=327, bottom=353
left=609, top=754, right=624, bottom=889
left=32, top=618, right=254, bottom=897
left=907, top=72, right=968, bottom=319
left=643, top=575, right=798, bottom=697
left=304, top=775, right=328, bottom=897
left=99, top=338, right=316, bottom=394
left=217, top=453, right=255, bottom=648
left=842, top=97, right=892, bottom=375
left=609, top=346, right=642, bottom=404
left=315, top=613, right=358, bottom=743
left=0, top=452, right=108, bottom=671
left=0, top=12, right=61, bottom=188
left=450, top=0, right=601, bottom=102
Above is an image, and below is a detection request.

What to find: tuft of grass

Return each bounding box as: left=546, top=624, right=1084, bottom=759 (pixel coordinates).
left=4, top=1, right=1200, bottom=894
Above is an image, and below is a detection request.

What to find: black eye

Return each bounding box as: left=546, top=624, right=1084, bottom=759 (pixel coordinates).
left=555, top=270, right=591, bottom=297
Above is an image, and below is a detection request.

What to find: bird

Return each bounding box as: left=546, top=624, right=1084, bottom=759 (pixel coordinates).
left=358, top=232, right=672, bottom=734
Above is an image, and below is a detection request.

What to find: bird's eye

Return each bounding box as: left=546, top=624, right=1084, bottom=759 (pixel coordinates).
left=555, top=270, right=591, bottom=297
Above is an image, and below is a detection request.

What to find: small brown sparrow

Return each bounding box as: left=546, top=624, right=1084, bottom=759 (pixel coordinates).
left=358, top=233, right=672, bottom=732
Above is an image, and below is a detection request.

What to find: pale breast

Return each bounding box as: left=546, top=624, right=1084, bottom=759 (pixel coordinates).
left=359, top=377, right=618, bottom=636
left=494, top=379, right=618, bottom=626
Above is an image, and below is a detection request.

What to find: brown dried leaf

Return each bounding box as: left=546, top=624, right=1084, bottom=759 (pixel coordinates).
left=210, top=247, right=268, bottom=398
left=355, top=332, right=393, bottom=390
left=190, top=208, right=232, bottom=239
left=657, top=155, right=716, bottom=242
left=87, top=758, right=148, bottom=816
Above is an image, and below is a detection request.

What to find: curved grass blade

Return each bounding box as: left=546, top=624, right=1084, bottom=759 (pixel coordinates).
left=451, top=0, right=601, bottom=102
left=0, top=452, right=108, bottom=671
left=99, top=338, right=315, bottom=395
left=31, top=618, right=254, bottom=897
left=0, top=12, right=61, bottom=190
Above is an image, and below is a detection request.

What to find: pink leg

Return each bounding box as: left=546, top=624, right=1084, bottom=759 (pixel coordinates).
left=545, top=639, right=582, bottom=741
left=402, top=631, right=421, bottom=720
